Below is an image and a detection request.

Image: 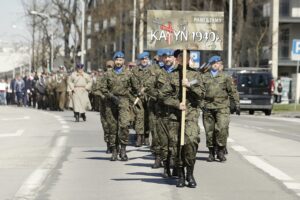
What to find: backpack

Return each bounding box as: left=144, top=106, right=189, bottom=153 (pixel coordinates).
left=277, top=83, right=283, bottom=93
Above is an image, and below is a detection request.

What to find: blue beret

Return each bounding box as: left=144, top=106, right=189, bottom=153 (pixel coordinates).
left=208, top=56, right=222, bottom=64
left=76, top=63, right=84, bottom=69
left=157, top=49, right=166, bottom=56
left=162, top=49, right=174, bottom=56
left=113, top=51, right=125, bottom=60
left=138, top=52, right=150, bottom=60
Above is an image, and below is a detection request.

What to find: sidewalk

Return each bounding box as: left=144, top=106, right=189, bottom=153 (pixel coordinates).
left=272, top=111, right=300, bottom=118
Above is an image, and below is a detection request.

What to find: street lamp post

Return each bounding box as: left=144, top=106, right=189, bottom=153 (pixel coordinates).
left=80, top=0, right=86, bottom=65
left=30, top=11, right=54, bottom=72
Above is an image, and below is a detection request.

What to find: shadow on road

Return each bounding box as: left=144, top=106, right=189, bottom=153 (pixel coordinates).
left=111, top=177, right=176, bottom=185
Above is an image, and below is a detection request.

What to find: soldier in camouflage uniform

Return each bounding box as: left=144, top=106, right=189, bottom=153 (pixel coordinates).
left=93, top=60, right=114, bottom=154
left=46, top=72, right=58, bottom=111
left=102, top=51, right=133, bottom=161
left=200, top=56, right=239, bottom=162
left=142, top=49, right=167, bottom=169
left=55, top=66, right=68, bottom=111
left=131, top=52, right=153, bottom=147
left=157, top=50, right=203, bottom=188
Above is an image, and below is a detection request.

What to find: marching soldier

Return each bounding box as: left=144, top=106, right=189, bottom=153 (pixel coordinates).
left=157, top=49, right=203, bottom=188
left=131, top=52, right=152, bottom=147
left=200, top=56, right=240, bottom=162
left=102, top=51, right=133, bottom=161
left=68, top=63, right=92, bottom=122
left=93, top=60, right=114, bottom=153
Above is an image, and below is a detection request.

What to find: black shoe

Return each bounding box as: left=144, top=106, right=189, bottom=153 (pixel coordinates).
left=106, top=143, right=112, bottom=154
left=135, top=135, right=142, bottom=147
left=207, top=147, right=215, bottom=162
left=119, top=145, right=128, bottom=161
left=81, top=113, right=86, bottom=121
left=217, top=147, right=226, bottom=162
left=186, top=166, right=197, bottom=188
left=162, top=160, right=171, bottom=178
left=75, top=112, right=79, bottom=122
left=152, top=156, right=162, bottom=169
left=110, top=147, right=118, bottom=161
left=176, top=167, right=185, bottom=188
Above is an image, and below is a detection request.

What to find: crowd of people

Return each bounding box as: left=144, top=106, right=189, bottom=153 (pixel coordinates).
left=0, top=49, right=240, bottom=188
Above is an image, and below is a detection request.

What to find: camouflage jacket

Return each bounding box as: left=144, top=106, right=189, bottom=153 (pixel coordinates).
left=156, top=64, right=202, bottom=121
left=102, top=66, right=133, bottom=98
left=200, top=71, right=239, bottom=109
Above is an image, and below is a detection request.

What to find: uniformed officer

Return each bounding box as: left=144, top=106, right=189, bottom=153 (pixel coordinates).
left=67, top=63, right=92, bottom=122
left=131, top=51, right=152, bottom=147
left=200, top=56, right=239, bottom=162
left=102, top=51, right=133, bottom=161
left=55, top=66, right=68, bottom=111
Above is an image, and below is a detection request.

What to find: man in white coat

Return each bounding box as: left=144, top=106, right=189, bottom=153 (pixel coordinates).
left=68, top=63, right=92, bottom=122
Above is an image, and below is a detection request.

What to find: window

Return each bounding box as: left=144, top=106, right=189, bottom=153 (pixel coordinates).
left=280, top=0, right=290, bottom=17
left=279, top=28, right=289, bottom=59
left=87, top=38, right=91, bottom=50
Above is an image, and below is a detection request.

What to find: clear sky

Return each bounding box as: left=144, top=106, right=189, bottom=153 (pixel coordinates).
left=0, top=0, right=30, bottom=44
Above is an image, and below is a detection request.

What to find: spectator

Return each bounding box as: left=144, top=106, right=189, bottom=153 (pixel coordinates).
left=14, top=76, right=25, bottom=106
left=0, top=79, right=7, bottom=105
left=6, top=78, right=13, bottom=105
left=274, top=77, right=283, bottom=103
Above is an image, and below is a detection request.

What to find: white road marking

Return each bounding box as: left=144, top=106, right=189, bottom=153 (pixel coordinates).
left=231, top=145, right=248, bottom=152
left=61, top=129, right=70, bottom=133
left=59, top=121, right=67, bottom=124
left=227, top=138, right=235, bottom=143
left=62, top=125, right=70, bottom=129
left=0, top=116, right=30, bottom=121
left=283, top=182, right=300, bottom=190
left=243, top=155, right=293, bottom=181
left=269, top=129, right=280, bottom=133
left=0, top=129, right=24, bottom=138
left=297, top=193, right=300, bottom=197
left=14, top=136, right=67, bottom=200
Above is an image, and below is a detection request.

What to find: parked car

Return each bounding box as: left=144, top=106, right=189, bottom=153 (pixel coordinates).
left=227, top=68, right=274, bottom=116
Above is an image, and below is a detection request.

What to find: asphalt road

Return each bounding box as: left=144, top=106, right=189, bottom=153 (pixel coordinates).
left=0, top=106, right=299, bottom=200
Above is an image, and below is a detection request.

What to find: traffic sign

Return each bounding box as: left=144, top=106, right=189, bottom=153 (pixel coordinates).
left=291, top=39, right=300, bottom=61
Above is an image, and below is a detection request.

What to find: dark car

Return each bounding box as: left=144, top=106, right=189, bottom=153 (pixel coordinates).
left=228, top=69, right=274, bottom=116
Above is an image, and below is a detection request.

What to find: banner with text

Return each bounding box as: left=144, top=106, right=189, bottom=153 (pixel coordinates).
left=147, top=10, right=224, bottom=51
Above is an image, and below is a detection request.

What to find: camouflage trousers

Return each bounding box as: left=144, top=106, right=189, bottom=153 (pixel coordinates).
left=203, top=108, right=230, bottom=147
left=132, top=99, right=150, bottom=136
left=179, top=119, right=200, bottom=167
left=106, top=98, right=131, bottom=147
left=148, top=101, right=161, bottom=156
left=158, top=117, right=179, bottom=163
left=99, top=98, right=109, bottom=143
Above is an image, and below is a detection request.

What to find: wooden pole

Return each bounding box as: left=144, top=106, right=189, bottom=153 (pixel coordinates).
left=180, top=49, right=187, bottom=146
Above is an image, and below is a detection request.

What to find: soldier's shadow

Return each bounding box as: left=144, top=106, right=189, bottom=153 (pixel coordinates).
left=111, top=176, right=177, bottom=186
left=84, top=156, right=111, bottom=161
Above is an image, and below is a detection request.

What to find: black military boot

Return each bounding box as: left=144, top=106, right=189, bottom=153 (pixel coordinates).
left=75, top=112, right=80, bottom=122
left=81, top=113, right=86, bottom=121
left=152, top=156, right=162, bottom=169
left=207, top=147, right=215, bottom=162
left=186, top=166, right=197, bottom=188
left=162, top=161, right=171, bottom=178
left=135, top=134, right=142, bottom=147
left=110, top=146, right=118, bottom=161
left=119, top=144, right=128, bottom=161
left=217, top=146, right=226, bottom=162
left=176, top=167, right=185, bottom=188
left=106, top=143, right=112, bottom=154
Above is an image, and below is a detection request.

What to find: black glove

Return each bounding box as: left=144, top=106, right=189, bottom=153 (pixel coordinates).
left=201, top=106, right=208, bottom=113
left=109, top=94, right=120, bottom=106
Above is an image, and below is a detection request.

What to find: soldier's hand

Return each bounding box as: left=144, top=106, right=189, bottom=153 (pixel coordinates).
left=182, top=78, right=190, bottom=88
left=179, top=102, right=186, bottom=111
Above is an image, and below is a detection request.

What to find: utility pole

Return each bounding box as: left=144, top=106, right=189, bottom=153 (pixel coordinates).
left=132, top=0, right=137, bottom=62
left=138, top=0, right=144, bottom=54
left=81, top=0, right=86, bottom=65
left=228, top=0, right=233, bottom=69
